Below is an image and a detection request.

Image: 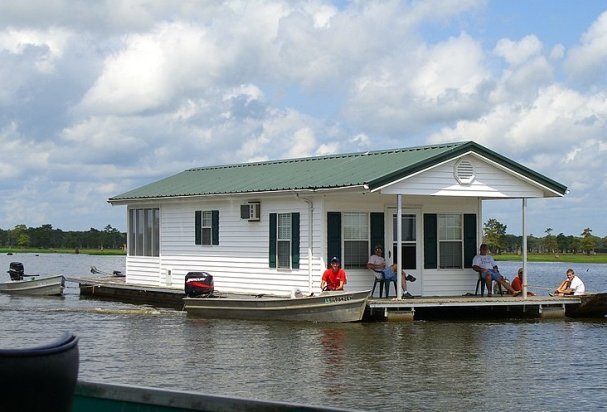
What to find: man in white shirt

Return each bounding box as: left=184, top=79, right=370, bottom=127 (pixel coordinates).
left=472, top=244, right=518, bottom=296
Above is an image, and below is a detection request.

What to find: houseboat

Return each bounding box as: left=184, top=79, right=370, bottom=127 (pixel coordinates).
left=107, top=141, right=567, bottom=300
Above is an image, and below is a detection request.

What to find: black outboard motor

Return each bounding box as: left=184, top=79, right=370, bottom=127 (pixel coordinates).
left=8, top=262, right=24, bottom=281
left=184, top=272, right=214, bottom=297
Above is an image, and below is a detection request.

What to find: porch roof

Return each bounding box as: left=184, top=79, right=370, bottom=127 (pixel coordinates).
left=108, top=141, right=567, bottom=202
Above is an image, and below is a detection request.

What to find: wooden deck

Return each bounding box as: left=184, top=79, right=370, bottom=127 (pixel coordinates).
left=67, top=276, right=602, bottom=321
left=366, top=295, right=583, bottom=321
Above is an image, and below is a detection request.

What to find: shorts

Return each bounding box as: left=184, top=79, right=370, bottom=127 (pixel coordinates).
left=485, top=269, right=502, bottom=281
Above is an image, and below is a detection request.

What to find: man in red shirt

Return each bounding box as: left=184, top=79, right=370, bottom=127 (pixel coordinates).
left=510, top=267, right=535, bottom=296
left=320, top=257, right=347, bottom=291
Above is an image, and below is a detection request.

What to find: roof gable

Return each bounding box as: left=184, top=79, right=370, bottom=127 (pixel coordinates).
left=109, top=141, right=567, bottom=202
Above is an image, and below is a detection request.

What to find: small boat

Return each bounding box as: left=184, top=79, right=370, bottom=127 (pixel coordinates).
left=0, top=332, right=79, bottom=411
left=183, top=290, right=370, bottom=323
left=565, top=292, right=607, bottom=318
left=1, top=262, right=65, bottom=296
left=72, top=380, right=348, bottom=411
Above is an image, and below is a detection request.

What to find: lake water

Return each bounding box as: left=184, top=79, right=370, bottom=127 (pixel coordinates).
left=1, top=254, right=606, bottom=411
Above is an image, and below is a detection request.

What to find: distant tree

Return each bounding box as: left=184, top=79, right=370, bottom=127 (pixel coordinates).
left=503, top=234, right=521, bottom=253
left=580, top=228, right=595, bottom=255
left=556, top=233, right=568, bottom=253
left=483, top=218, right=507, bottom=254
left=17, top=233, right=30, bottom=247
left=543, top=228, right=558, bottom=253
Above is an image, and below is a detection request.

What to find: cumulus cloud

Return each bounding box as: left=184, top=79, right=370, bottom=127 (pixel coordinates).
left=564, top=11, right=607, bottom=85
left=0, top=1, right=605, bottom=237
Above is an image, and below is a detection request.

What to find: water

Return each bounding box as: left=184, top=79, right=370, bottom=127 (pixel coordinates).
left=1, top=254, right=606, bottom=411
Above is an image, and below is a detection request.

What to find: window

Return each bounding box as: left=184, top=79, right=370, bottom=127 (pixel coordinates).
left=392, top=214, right=417, bottom=269
left=195, top=210, right=219, bottom=246
left=343, top=212, right=369, bottom=269
left=277, top=213, right=292, bottom=269
left=438, top=214, right=462, bottom=268
left=128, top=208, right=159, bottom=257
left=269, top=212, right=300, bottom=269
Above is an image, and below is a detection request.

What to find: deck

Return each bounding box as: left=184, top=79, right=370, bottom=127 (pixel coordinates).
left=67, top=276, right=600, bottom=321
left=366, top=295, right=583, bottom=320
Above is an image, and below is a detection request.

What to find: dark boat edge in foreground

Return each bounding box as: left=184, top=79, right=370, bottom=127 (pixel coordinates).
left=73, top=380, right=351, bottom=412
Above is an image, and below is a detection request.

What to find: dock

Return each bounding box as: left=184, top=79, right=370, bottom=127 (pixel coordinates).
left=67, top=276, right=604, bottom=320
left=366, top=295, right=584, bottom=321
left=67, top=276, right=185, bottom=310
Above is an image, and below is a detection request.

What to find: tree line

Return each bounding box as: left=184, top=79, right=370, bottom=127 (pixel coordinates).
left=0, top=224, right=126, bottom=250
left=483, top=219, right=606, bottom=255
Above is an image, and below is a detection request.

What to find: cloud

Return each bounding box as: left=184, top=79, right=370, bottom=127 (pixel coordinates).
left=0, top=1, right=605, bottom=237
left=564, top=11, right=607, bottom=85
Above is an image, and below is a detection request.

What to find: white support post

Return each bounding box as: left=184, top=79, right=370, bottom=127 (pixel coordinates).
left=522, top=198, right=528, bottom=298
left=397, top=194, right=403, bottom=299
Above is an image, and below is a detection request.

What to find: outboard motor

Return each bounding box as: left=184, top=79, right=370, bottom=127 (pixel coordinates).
left=8, top=262, right=24, bottom=281
left=184, top=272, right=214, bottom=297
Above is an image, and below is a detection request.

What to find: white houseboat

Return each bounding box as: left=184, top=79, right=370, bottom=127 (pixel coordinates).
left=108, top=141, right=567, bottom=298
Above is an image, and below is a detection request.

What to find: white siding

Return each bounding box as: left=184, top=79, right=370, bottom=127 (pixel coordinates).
left=126, top=196, right=325, bottom=296
left=380, top=154, right=545, bottom=198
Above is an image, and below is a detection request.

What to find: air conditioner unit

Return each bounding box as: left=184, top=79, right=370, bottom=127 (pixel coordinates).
left=240, top=201, right=261, bottom=221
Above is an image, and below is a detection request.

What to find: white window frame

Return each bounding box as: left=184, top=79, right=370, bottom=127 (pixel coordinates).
left=438, top=214, right=463, bottom=269
left=277, top=213, right=292, bottom=269
left=342, top=212, right=369, bottom=269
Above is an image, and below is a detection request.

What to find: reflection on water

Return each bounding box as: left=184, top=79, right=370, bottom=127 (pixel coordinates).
left=1, top=254, right=606, bottom=411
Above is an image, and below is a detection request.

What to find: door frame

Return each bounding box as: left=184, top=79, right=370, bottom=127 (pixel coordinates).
left=386, top=207, right=422, bottom=296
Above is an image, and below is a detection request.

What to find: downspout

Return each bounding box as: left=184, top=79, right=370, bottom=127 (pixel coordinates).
left=297, top=195, right=314, bottom=294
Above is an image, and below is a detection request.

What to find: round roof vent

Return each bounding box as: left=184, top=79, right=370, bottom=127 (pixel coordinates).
left=454, top=159, right=475, bottom=185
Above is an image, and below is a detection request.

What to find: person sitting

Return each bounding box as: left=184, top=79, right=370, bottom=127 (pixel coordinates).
left=320, top=257, right=347, bottom=291
left=367, top=244, right=388, bottom=278
left=553, top=269, right=585, bottom=296
left=472, top=244, right=518, bottom=296
left=510, top=268, right=535, bottom=296
left=382, top=264, right=415, bottom=299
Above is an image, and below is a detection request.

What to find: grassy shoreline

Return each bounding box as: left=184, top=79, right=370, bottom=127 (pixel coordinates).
left=1, top=248, right=606, bottom=263
left=0, top=248, right=126, bottom=256
left=494, top=253, right=607, bottom=264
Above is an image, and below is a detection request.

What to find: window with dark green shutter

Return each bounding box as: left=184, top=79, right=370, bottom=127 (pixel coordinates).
left=424, top=214, right=437, bottom=269
left=463, top=214, right=476, bottom=268
left=327, top=212, right=342, bottom=265
left=195, top=210, right=219, bottom=246
left=269, top=212, right=300, bottom=269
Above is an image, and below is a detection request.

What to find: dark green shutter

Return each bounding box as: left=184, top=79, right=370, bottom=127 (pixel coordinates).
left=370, top=212, right=384, bottom=255
left=424, top=214, right=437, bottom=269
left=291, top=213, right=300, bottom=269
left=211, top=210, right=219, bottom=245
left=194, top=211, right=202, bottom=245
left=327, top=212, right=341, bottom=264
left=269, top=213, right=277, bottom=268
left=463, top=214, right=477, bottom=268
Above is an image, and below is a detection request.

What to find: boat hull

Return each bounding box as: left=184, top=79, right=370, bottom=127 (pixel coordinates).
left=0, top=275, right=65, bottom=296
left=565, top=292, right=607, bottom=318
left=184, top=290, right=369, bottom=323
left=73, top=380, right=347, bottom=411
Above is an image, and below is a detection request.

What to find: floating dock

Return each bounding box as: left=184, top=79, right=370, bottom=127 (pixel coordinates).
left=67, top=276, right=605, bottom=321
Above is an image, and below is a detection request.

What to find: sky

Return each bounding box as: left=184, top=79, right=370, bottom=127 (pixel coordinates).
left=0, top=0, right=606, bottom=237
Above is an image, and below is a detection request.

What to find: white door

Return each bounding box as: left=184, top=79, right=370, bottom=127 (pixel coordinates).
left=386, top=208, right=422, bottom=296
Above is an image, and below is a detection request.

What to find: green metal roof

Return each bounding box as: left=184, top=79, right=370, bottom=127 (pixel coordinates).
left=109, top=141, right=567, bottom=202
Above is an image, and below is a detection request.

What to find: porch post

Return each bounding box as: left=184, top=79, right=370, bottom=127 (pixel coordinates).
left=397, top=194, right=403, bottom=299
left=522, top=198, right=528, bottom=298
